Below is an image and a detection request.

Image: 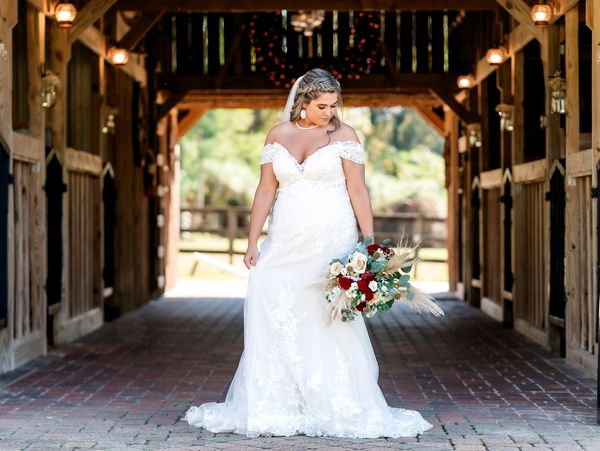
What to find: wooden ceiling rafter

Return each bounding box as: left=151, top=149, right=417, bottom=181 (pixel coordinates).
left=495, top=0, right=543, bottom=42
left=412, top=101, right=446, bottom=136
left=157, top=91, right=189, bottom=121
left=178, top=106, right=209, bottom=137
left=118, top=12, right=164, bottom=51
left=69, top=0, right=119, bottom=44
left=116, top=0, right=500, bottom=11
left=431, top=88, right=479, bottom=125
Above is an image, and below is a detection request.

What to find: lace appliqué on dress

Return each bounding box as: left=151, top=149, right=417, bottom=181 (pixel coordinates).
left=338, top=141, right=365, bottom=164
left=260, top=143, right=279, bottom=165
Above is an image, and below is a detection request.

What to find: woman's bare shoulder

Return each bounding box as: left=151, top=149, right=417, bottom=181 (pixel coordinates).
left=333, top=121, right=361, bottom=143
left=265, top=121, right=294, bottom=144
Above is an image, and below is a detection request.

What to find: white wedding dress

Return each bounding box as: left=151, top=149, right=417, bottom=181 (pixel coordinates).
left=184, top=140, right=433, bottom=438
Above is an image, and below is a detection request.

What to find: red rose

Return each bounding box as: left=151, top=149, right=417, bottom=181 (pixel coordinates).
left=365, top=290, right=374, bottom=301
left=357, top=278, right=370, bottom=292
left=367, top=244, right=381, bottom=255
left=337, top=275, right=353, bottom=290
left=361, top=271, right=373, bottom=280
left=356, top=302, right=367, bottom=311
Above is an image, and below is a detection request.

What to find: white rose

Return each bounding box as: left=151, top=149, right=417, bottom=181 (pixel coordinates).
left=368, top=280, right=378, bottom=291
left=350, top=253, right=368, bottom=274
left=381, top=285, right=388, bottom=292
left=340, top=267, right=348, bottom=276
left=330, top=261, right=343, bottom=276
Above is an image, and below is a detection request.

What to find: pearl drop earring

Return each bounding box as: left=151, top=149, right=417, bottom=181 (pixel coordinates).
left=300, top=109, right=307, bottom=119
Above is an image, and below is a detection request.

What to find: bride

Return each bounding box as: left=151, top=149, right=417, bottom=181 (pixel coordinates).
left=184, top=68, right=434, bottom=438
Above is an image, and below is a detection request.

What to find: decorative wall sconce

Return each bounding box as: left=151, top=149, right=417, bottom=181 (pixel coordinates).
left=457, top=74, right=475, bottom=89
left=54, top=3, right=77, bottom=28
left=290, top=10, right=325, bottom=36
left=549, top=71, right=566, bottom=114
left=486, top=47, right=506, bottom=65
left=41, top=71, right=61, bottom=109
left=0, top=41, right=8, bottom=61
left=467, top=124, right=482, bottom=148
left=108, top=47, right=129, bottom=66
left=495, top=103, right=514, bottom=132
left=531, top=3, right=553, bottom=27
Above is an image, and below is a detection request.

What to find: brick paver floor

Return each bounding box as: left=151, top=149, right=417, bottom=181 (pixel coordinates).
left=0, top=290, right=598, bottom=450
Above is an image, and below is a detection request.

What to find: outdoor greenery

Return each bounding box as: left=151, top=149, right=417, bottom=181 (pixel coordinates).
left=179, top=106, right=447, bottom=215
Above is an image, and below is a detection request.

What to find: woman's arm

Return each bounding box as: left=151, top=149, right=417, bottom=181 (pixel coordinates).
left=343, top=158, right=375, bottom=240
left=244, top=137, right=279, bottom=268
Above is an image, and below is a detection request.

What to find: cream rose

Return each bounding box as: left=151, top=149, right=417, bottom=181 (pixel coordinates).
left=350, top=253, right=368, bottom=274
left=330, top=261, right=343, bottom=276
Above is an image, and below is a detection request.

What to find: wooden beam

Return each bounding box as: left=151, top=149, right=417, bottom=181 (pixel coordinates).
left=118, top=0, right=499, bottom=11
left=412, top=101, right=446, bottom=136
left=118, top=12, right=164, bottom=51
left=69, top=0, right=118, bottom=44
left=179, top=91, right=443, bottom=109
left=431, top=89, right=480, bottom=125
left=178, top=106, right=208, bottom=138
left=549, top=0, right=579, bottom=25
left=76, top=26, right=147, bottom=85
left=454, top=22, right=536, bottom=103
left=157, top=91, right=188, bottom=121
left=495, top=0, right=543, bottom=42
left=166, top=73, right=459, bottom=93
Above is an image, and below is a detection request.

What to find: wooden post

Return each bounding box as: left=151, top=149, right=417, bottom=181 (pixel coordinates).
left=541, top=23, right=563, bottom=162
left=590, top=0, right=600, bottom=424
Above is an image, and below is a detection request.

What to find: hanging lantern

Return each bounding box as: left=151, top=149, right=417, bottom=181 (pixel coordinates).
left=457, top=74, right=475, bottom=89
left=549, top=71, right=566, bottom=114
left=54, top=3, right=77, bottom=28
left=531, top=4, right=553, bottom=27
left=495, top=103, right=514, bottom=132
left=41, top=72, right=61, bottom=109
left=108, top=47, right=129, bottom=66
left=486, top=47, right=505, bottom=65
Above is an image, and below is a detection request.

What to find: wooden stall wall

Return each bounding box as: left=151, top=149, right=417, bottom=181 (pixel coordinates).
left=0, top=0, right=48, bottom=373
left=513, top=161, right=549, bottom=347
left=564, top=2, right=598, bottom=374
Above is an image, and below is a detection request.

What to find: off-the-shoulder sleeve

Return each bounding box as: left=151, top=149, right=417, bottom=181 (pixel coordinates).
left=339, top=141, right=365, bottom=164
left=260, top=143, right=278, bottom=165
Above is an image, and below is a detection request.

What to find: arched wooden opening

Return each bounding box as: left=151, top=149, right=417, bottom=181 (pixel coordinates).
left=45, top=151, right=65, bottom=345
left=548, top=160, right=566, bottom=356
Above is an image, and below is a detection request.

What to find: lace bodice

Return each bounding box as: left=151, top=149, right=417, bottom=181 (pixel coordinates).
left=260, top=140, right=365, bottom=188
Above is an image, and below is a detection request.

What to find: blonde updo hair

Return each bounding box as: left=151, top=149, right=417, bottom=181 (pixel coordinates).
left=289, top=68, right=343, bottom=134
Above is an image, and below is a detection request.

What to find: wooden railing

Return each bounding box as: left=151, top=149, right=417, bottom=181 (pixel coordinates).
left=180, top=206, right=447, bottom=271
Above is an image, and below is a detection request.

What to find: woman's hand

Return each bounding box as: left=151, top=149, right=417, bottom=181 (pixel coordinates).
left=243, top=244, right=260, bottom=269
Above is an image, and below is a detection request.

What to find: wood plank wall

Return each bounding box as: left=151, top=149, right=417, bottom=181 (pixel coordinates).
left=66, top=166, right=101, bottom=318
left=12, top=160, right=45, bottom=341
left=482, top=186, right=502, bottom=315
left=566, top=173, right=597, bottom=372
left=514, top=179, right=548, bottom=342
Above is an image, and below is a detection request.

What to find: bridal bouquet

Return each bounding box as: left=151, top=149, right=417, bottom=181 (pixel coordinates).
left=325, top=236, right=444, bottom=322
